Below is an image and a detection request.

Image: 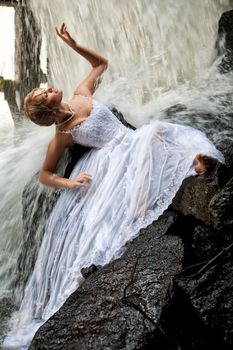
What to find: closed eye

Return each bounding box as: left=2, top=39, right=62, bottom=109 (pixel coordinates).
left=34, top=89, right=48, bottom=103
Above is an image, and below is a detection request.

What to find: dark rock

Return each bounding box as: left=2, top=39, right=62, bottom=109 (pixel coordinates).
left=216, top=9, right=233, bottom=73
left=171, top=172, right=221, bottom=225
left=171, top=138, right=233, bottom=226
left=164, top=103, right=187, bottom=115
left=190, top=226, right=221, bottom=263
left=209, top=176, right=233, bottom=234
left=176, top=258, right=233, bottom=349
left=81, top=264, right=99, bottom=279
left=16, top=175, right=59, bottom=294
left=216, top=138, right=233, bottom=187
left=20, top=143, right=233, bottom=349
left=207, top=132, right=233, bottom=236
left=0, top=297, right=16, bottom=346
left=110, top=107, right=136, bottom=130
left=158, top=282, right=224, bottom=350
left=15, top=151, right=70, bottom=293
left=20, top=144, right=233, bottom=350
left=30, top=212, right=185, bottom=350
left=16, top=1, right=43, bottom=110
left=64, top=144, right=91, bottom=179
left=0, top=1, right=43, bottom=114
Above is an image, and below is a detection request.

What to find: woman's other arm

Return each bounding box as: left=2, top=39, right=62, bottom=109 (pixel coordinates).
left=56, top=23, right=108, bottom=96
left=39, top=135, right=92, bottom=189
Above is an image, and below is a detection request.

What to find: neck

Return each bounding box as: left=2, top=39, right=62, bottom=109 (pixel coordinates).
left=55, top=103, right=75, bottom=127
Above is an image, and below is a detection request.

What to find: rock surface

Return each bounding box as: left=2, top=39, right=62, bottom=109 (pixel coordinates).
left=29, top=125, right=233, bottom=348
left=209, top=176, right=233, bottom=232
left=176, top=258, right=233, bottom=350
left=30, top=212, right=185, bottom=350
left=171, top=171, right=221, bottom=225
left=217, top=9, right=233, bottom=73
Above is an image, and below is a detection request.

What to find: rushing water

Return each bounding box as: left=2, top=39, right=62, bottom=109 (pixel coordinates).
left=1, top=0, right=233, bottom=348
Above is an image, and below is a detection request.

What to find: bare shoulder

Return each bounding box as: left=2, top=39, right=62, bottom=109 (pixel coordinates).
left=44, top=132, right=73, bottom=156
left=54, top=129, right=74, bottom=148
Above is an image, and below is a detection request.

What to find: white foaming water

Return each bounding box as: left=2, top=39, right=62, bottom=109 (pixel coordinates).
left=1, top=0, right=233, bottom=348
left=29, top=0, right=233, bottom=129
left=0, top=93, right=14, bottom=140
left=0, top=122, right=53, bottom=293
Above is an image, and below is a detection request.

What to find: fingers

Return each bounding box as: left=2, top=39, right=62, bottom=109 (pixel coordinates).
left=74, top=172, right=92, bottom=187
left=55, top=23, right=68, bottom=37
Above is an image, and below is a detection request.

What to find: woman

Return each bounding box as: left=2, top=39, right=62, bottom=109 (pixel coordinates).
left=25, top=23, right=216, bottom=185
left=5, top=24, right=224, bottom=348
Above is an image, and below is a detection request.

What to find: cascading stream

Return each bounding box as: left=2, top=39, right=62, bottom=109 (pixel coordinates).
left=30, top=0, right=233, bottom=129
left=1, top=0, right=233, bottom=348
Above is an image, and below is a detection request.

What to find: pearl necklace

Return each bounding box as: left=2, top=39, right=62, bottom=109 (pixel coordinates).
left=55, top=104, right=75, bottom=127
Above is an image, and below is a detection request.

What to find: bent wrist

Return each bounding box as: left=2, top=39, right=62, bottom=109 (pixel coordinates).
left=65, top=179, right=75, bottom=189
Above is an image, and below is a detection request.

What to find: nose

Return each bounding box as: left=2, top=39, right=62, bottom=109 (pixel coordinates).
left=47, top=87, right=53, bottom=92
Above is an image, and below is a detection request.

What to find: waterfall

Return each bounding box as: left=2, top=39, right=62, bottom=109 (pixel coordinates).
left=30, top=0, right=233, bottom=131
left=1, top=0, right=233, bottom=348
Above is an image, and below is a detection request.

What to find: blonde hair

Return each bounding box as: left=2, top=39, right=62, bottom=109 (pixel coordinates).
left=24, top=88, right=55, bottom=126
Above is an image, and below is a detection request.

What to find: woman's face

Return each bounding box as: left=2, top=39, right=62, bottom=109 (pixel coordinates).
left=33, top=87, right=63, bottom=109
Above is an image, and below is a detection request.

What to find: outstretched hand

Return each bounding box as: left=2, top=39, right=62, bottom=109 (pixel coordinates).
left=55, top=23, right=76, bottom=47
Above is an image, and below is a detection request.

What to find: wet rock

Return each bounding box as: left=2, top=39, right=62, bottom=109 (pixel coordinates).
left=206, top=138, right=233, bottom=235
left=64, top=144, right=91, bottom=178
left=81, top=264, right=99, bottom=279
left=0, top=297, right=16, bottom=346
left=30, top=212, right=185, bottom=350
left=20, top=136, right=233, bottom=350
left=190, top=226, right=221, bottom=263
left=165, top=103, right=187, bottom=115
left=217, top=9, right=233, bottom=73
left=16, top=175, right=59, bottom=293
left=216, top=138, right=233, bottom=186
left=171, top=138, right=233, bottom=226
left=209, top=176, right=233, bottom=234
left=110, top=106, right=136, bottom=130
left=171, top=173, right=221, bottom=225
left=16, top=151, right=70, bottom=292
left=176, top=258, right=233, bottom=350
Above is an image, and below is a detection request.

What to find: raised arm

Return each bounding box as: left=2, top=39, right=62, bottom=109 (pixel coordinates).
left=39, top=135, right=92, bottom=189
left=56, top=23, right=108, bottom=96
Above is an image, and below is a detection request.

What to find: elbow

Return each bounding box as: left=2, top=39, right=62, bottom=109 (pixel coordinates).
left=97, top=60, right=108, bottom=70
left=100, top=60, right=108, bottom=74
left=39, top=169, right=49, bottom=185
left=39, top=171, right=45, bottom=185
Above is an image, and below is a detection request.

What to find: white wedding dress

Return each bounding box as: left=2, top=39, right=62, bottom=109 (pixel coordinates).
left=4, top=99, right=224, bottom=349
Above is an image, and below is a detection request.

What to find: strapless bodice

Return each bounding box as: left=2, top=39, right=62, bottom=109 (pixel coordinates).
left=70, top=100, right=128, bottom=148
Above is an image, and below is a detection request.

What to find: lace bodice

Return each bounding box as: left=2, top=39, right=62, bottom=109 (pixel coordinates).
left=70, top=100, right=128, bottom=148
